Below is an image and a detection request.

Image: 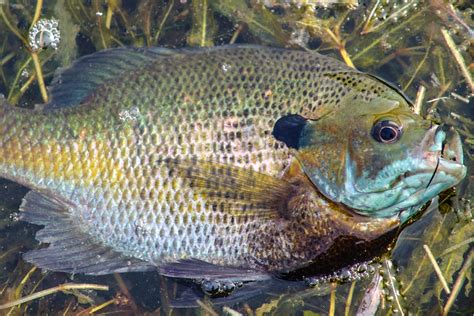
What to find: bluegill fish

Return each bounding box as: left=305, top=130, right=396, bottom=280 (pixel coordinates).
left=0, top=46, right=466, bottom=283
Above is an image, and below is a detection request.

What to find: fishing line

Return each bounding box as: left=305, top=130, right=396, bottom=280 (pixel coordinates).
left=426, top=153, right=441, bottom=190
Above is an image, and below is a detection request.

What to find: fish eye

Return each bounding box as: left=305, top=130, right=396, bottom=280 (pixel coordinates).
left=371, top=120, right=403, bottom=144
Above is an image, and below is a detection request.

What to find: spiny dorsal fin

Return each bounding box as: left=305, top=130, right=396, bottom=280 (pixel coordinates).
left=45, top=47, right=179, bottom=110
left=158, top=158, right=295, bottom=220
left=20, top=191, right=155, bottom=275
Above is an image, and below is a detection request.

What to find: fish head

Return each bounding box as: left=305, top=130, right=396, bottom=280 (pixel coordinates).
left=287, top=77, right=466, bottom=223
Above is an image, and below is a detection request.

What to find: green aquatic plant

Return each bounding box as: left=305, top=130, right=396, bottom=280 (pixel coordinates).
left=188, top=0, right=217, bottom=47
left=395, top=208, right=473, bottom=315
left=0, top=0, right=472, bottom=315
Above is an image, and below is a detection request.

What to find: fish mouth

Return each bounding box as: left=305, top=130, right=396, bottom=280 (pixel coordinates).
left=419, top=124, right=465, bottom=183
left=394, top=125, right=466, bottom=222
left=394, top=124, right=465, bottom=185
left=343, top=124, right=466, bottom=222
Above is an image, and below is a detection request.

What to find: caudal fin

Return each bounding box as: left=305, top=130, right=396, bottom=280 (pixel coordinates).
left=20, top=191, right=156, bottom=275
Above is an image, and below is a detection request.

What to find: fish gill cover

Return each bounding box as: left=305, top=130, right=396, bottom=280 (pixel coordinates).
left=0, top=0, right=472, bottom=315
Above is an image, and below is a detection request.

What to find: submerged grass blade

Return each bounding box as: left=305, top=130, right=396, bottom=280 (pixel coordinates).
left=0, top=283, right=109, bottom=310
left=154, top=0, right=174, bottom=43
left=329, top=282, right=336, bottom=316
left=222, top=306, right=243, bottom=316
left=31, top=52, right=48, bottom=103
left=113, top=273, right=137, bottom=312
left=423, top=244, right=451, bottom=294
left=383, top=259, right=404, bottom=316
left=201, top=0, right=207, bottom=47
left=440, top=237, right=474, bottom=257
left=414, top=85, right=426, bottom=116
left=79, top=298, right=115, bottom=315
left=353, top=8, right=424, bottom=61
left=188, top=0, right=215, bottom=47
left=403, top=44, right=430, bottom=91
left=28, top=0, right=49, bottom=104
left=196, top=299, right=219, bottom=316
left=442, top=250, right=473, bottom=316
left=440, top=28, right=474, bottom=93
left=30, top=0, right=43, bottom=28
left=344, top=281, right=356, bottom=316
left=0, top=6, right=28, bottom=46
left=14, top=266, right=37, bottom=300
left=211, top=0, right=289, bottom=46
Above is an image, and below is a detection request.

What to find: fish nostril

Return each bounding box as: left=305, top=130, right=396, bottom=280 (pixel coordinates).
left=442, top=144, right=460, bottom=163
left=435, top=124, right=462, bottom=163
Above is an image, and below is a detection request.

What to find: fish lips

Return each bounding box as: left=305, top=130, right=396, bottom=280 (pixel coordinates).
left=418, top=124, right=466, bottom=183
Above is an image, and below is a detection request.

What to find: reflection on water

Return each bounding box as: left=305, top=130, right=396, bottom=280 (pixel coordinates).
left=0, top=0, right=472, bottom=314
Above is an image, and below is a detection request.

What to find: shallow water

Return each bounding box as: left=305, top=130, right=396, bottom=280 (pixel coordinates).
left=0, top=0, right=473, bottom=314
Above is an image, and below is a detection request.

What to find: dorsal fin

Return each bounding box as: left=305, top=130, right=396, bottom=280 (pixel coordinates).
left=45, top=47, right=178, bottom=110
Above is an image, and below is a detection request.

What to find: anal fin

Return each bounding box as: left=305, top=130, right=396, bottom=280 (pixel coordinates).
left=20, top=191, right=155, bottom=275
left=159, top=259, right=270, bottom=282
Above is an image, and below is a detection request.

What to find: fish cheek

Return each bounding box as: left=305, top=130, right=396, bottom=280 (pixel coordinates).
left=294, top=119, right=353, bottom=202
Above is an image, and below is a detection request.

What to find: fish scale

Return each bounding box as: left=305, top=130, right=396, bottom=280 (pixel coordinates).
left=0, top=46, right=425, bottom=275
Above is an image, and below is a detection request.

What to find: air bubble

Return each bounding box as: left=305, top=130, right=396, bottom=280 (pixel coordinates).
left=29, top=18, right=60, bottom=51
left=200, top=279, right=238, bottom=297
left=340, top=269, right=352, bottom=281
left=9, top=212, right=20, bottom=222
left=357, top=263, right=368, bottom=273
left=221, top=63, right=231, bottom=73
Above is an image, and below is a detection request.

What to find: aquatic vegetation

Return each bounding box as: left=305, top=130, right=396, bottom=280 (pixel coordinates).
left=0, top=0, right=472, bottom=315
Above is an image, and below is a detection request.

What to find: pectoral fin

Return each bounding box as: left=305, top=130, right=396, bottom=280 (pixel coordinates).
left=158, top=158, right=296, bottom=220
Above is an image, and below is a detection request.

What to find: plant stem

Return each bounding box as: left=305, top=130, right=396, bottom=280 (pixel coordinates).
left=201, top=0, right=208, bottom=47
left=31, top=52, right=48, bottom=103
left=329, top=282, right=336, bottom=316
left=7, top=56, right=32, bottom=102
left=442, top=250, right=473, bottom=316
left=414, top=85, right=426, bottom=116
left=423, top=244, right=451, bottom=294
left=353, top=9, right=424, bottom=61
left=345, top=281, right=356, bottom=316
left=403, top=43, right=431, bottom=91
left=0, top=283, right=109, bottom=310
left=0, top=6, right=28, bottom=46
left=31, top=0, right=43, bottom=27
left=155, top=0, right=174, bottom=43
left=440, top=28, right=474, bottom=93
